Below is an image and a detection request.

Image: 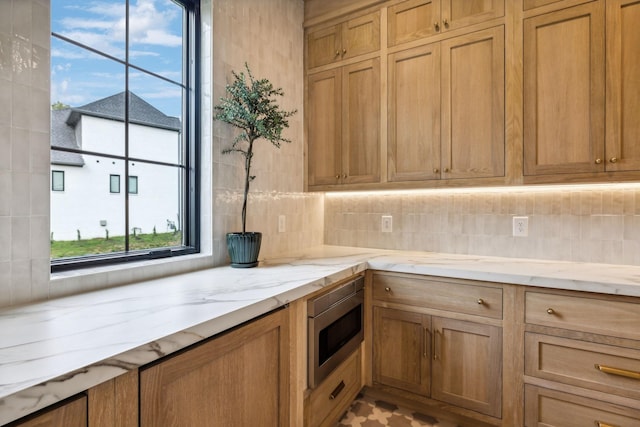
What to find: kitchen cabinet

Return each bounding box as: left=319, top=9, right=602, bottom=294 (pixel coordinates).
left=523, top=0, right=640, bottom=178
left=371, top=272, right=503, bottom=419
left=387, top=0, right=504, bottom=47
left=388, top=26, right=504, bottom=182
left=306, top=11, right=380, bottom=69
left=307, top=58, right=380, bottom=188
left=523, top=1, right=605, bottom=177
left=523, top=288, right=640, bottom=425
left=139, top=307, right=290, bottom=427
left=306, top=348, right=362, bottom=427
left=9, top=395, right=86, bottom=427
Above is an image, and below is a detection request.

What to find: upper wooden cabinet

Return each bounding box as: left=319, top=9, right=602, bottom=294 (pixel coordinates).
left=523, top=2, right=605, bottom=176
left=388, top=0, right=504, bottom=46
left=308, top=58, right=381, bottom=188
left=605, top=0, right=640, bottom=172
left=524, top=0, right=640, bottom=178
left=388, top=26, right=505, bottom=182
left=307, top=11, right=380, bottom=69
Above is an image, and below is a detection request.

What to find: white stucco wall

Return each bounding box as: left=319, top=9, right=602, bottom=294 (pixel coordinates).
left=50, top=115, right=181, bottom=241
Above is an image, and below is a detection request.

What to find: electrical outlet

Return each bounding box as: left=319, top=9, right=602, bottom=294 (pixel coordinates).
left=513, top=216, right=529, bottom=237
left=278, top=215, right=286, bottom=233
left=381, top=215, right=393, bottom=233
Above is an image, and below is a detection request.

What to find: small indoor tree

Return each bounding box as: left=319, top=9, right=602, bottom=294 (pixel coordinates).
left=214, top=63, right=296, bottom=267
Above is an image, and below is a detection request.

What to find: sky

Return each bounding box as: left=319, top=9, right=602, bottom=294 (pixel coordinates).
left=51, top=0, right=185, bottom=118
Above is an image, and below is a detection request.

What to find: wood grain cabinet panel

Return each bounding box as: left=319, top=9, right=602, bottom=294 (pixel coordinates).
left=139, top=308, right=290, bottom=427
left=9, top=396, right=87, bottom=427
left=387, top=26, right=504, bottom=182
left=387, top=0, right=504, bottom=47
left=525, top=385, right=640, bottom=426
left=307, top=11, right=379, bottom=69
left=605, top=0, right=640, bottom=172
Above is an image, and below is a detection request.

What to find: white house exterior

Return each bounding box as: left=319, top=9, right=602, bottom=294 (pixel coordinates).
left=50, top=92, right=182, bottom=241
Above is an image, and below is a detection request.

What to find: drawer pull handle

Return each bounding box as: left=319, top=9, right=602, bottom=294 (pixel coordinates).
left=384, top=287, right=391, bottom=293
left=595, top=364, right=640, bottom=380
left=329, top=380, right=345, bottom=400
left=424, top=328, right=430, bottom=358
left=477, top=298, right=484, bottom=305
left=595, top=421, right=620, bottom=427
left=546, top=308, right=555, bottom=315
left=433, top=329, right=441, bottom=361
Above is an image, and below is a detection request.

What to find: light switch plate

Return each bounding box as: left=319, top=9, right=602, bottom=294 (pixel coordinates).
left=513, top=216, right=528, bottom=237
left=382, top=215, right=393, bottom=233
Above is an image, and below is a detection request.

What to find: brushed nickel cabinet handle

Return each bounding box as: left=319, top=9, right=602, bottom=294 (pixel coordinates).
left=329, top=380, right=345, bottom=400
left=595, top=364, right=640, bottom=380
left=433, top=329, right=441, bottom=360
left=424, top=328, right=429, bottom=358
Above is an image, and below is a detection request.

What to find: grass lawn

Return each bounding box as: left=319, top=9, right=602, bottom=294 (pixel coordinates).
left=51, top=232, right=183, bottom=259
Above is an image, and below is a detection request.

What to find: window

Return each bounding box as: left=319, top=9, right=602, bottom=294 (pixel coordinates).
left=52, top=170, right=65, bottom=191
left=50, top=0, right=200, bottom=270
left=110, top=175, right=121, bottom=193
left=128, top=176, right=138, bottom=194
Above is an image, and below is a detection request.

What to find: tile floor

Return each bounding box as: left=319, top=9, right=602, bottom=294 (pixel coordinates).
left=336, top=393, right=460, bottom=427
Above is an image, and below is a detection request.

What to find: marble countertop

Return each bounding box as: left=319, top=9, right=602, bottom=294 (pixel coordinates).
left=2, top=245, right=640, bottom=425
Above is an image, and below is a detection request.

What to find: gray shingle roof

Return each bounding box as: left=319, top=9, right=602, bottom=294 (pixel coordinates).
left=51, top=92, right=182, bottom=166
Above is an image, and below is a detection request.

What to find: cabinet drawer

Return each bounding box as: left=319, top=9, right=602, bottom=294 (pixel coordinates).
left=372, top=273, right=503, bottom=319
left=307, top=348, right=362, bottom=427
left=525, top=291, right=640, bottom=340
left=525, top=385, right=640, bottom=427
left=525, top=333, right=640, bottom=400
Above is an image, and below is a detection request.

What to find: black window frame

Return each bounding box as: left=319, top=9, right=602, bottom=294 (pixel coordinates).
left=50, top=0, right=201, bottom=272
left=52, top=170, right=65, bottom=191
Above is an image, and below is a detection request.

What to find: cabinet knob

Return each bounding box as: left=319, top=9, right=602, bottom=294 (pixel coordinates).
left=609, top=157, right=618, bottom=163
left=595, top=158, right=602, bottom=164
left=335, top=50, right=340, bottom=57
left=546, top=308, right=555, bottom=315
left=342, top=174, right=347, bottom=179
left=443, top=18, right=449, bottom=28
left=477, top=298, right=484, bottom=305
left=434, top=22, right=440, bottom=32
left=444, top=167, right=450, bottom=173
left=384, top=287, right=391, bottom=292
left=433, top=168, right=439, bottom=173
left=342, top=48, right=347, bottom=55
left=335, top=174, right=340, bottom=179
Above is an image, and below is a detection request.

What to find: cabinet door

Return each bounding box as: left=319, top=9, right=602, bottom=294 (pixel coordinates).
left=388, top=0, right=440, bottom=46
left=373, top=307, right=431, bottom=396
left=342, top=11, right=380, bottom=61
left=342, top=58, right=381, bottom=184
left=441, top=26, right=504, bottom=179
left=12, top=396, right=87, bottom=427
left=523, top=2, right=605, bottom=176
left=308, top=69, right=342, bottom=187
left=441, top=0, right=504, bottom=31
left=431, top=317, right=502, bottom=418
left=140, top=308, right=290, bottom=427
left=605, top=0, right=640, bottom=172
left=388, top=43, right=441, bottom=182
left=307, top=25, right=341, bottom=69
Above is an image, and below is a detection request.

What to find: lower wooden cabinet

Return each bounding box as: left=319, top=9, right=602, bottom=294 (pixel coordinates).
left=372, top=306, right=502, bottom=418
left=306, top=348, right=362, bottom=427
left=525, top=385, right=640, bottom=427
left=9, top=395, right=87, bottom=427
left=139, top=308, right=290, bottom=427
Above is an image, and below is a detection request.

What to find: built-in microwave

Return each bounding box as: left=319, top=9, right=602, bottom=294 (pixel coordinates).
left=307, top=275, right=364, bottom=389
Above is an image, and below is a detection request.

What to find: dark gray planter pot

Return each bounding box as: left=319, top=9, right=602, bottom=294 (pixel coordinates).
left=226, top=232, right=262, bottom=268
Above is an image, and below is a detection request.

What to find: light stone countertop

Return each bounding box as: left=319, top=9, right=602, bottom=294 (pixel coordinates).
left=1, top=245, right=640, bottom=425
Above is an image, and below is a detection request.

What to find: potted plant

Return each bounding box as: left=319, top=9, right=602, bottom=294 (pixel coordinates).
left=214, top=63, right=296, bottom=268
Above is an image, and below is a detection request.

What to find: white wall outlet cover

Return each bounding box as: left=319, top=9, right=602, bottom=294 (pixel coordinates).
left=513, top=216, right=529, bottom=237
left=278, top=215, right=286, bottom=233
left=381, top=215, right=393, bottom=233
